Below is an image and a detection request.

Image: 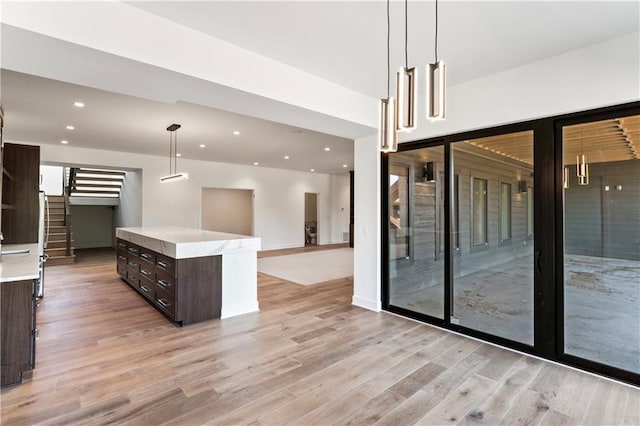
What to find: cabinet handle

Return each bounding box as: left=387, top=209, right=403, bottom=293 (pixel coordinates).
left=34, top=328, right=40, bottom=340
left=141, top=253, right=152, bottom=260
left=128, top=247, right=138, bottom=253
left=118, top=256, right=126, bottom=261
left=129, top=262, right=138, bottom=267
left=158, top=298, right=171, bottom=308
left=157, top=279, right=171, bottom=288
left=141, top=285, right=151, bottom=293
left=140, top=269, right=151, bottom=276
left=158, top=260, right=170, bottom=268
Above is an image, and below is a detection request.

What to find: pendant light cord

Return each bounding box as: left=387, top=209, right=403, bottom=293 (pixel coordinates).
left=387, top=0, right=391, bottom=97
left=434, top=0, right=439, bottom=62
left=404, top=0, right=408, bottom=69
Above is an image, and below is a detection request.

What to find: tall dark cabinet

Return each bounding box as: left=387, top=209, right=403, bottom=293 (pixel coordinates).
left=2, top=143, right=41, bottom=243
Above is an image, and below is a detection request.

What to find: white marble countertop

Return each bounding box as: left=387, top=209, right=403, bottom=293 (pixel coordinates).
left=0, top=243, right=40, bottom=283
left=116, top=227, right=261, bottom=259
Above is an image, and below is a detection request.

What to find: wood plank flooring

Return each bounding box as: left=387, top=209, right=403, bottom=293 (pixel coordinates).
left=1, top=248, right=638, bottom=425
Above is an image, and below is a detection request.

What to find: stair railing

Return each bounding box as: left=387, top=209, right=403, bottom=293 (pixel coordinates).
left=63, top=186, right=72, bottom=257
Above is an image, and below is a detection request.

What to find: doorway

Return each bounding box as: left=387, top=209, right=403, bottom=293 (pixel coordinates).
left=201, top=187, right=254, bottom=235
left=304, top=192, right=318, bottom=246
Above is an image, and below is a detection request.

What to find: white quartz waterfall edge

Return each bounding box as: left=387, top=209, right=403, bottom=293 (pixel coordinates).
left=257, top=248, right=354, bottom=285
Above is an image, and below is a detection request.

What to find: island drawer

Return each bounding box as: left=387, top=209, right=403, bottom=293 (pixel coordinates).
left=126, top=258, right=140, bottom=272
left=155, top=272, right=176, bottom=298
left=117, top=240, right=127, bottom=250
left=155, top=254, right=174, bottom=274
left=139, top=264, right=155, bottom=281
left=126, top=244, right=140, bottom=257
left=155, top=287, right=176, bottom=318
left=126, top=271, right=140, bottom=288
left=139, top=249, right=156, bottom=265
left=139, top=276, right=156, bottom=301
left=116, top=262, right=127, bottom=277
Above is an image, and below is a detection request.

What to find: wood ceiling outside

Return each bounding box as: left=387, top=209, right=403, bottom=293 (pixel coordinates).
left=465, top=115, right=640, bottom=165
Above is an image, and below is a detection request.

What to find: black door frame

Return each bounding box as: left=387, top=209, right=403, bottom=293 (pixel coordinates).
left=381, top=101, right=640, bottom=386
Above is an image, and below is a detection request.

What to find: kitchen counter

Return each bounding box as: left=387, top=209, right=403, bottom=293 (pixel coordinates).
left=0, top=243, right=39, bottom=283
left=116, top=227, right=260, bottom=319
left=115, top=227, right=261, bottom=259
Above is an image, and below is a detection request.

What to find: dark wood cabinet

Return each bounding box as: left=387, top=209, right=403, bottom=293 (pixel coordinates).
left=116, top=238, right=221, bottom=326
left=1, top=279, right=36, bottom=387
left=1, top=143, right=40, bottom=244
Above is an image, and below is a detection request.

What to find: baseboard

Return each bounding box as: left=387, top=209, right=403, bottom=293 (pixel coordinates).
left=352, top=295, right=381, bottom=312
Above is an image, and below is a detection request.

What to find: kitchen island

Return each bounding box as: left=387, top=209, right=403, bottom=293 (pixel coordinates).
left=116, top=227, right=261, bottom=324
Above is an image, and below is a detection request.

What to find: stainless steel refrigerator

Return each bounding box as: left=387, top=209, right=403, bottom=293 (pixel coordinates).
left=36, top=191, right=48, bottom=298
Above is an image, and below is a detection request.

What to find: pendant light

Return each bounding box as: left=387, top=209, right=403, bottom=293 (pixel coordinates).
left=427, top=0, right=446, bottom=120
left=396, top=0, right=417, bottom=132
left=576, top=133, right=589, bottom=185
left=380, top=0, right=398, bottom=153
left=160, top=123, right=189, bottom=183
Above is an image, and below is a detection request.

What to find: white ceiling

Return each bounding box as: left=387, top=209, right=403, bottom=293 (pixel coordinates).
left=1, top=1, right=638, bottom=175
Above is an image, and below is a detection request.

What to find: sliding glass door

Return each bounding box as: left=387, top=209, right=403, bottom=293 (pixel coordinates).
left=451, top=131, right=534, bottom=345
left=383, top=102, right=640, bottom=384
left=387, top=146, right=445, bottom=319
left=561, top=116, right=640, bottom=375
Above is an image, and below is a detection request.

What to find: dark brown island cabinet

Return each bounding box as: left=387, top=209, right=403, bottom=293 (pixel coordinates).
left=1, top=279, right=37, bottom=387
left=116, top=238, right=222, bottom=326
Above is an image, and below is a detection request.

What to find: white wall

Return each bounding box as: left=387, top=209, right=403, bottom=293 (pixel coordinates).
left=35, top=143, right=341, bottom=250
left=39, top=164, right=63, bottom=195
left=352, top=32, right=640, bottom=312
left=114, top=170, right=143, bottom=241
left=329, top=173, right=350, bottom=244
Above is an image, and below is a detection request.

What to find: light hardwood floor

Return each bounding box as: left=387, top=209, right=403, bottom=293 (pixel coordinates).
left=1, top=248, right=638, bottom=425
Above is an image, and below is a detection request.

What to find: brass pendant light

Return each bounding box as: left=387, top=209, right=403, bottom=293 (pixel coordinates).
left=380, top=0, right=398, bottom=152
left=427, top=0, right=446, bottom=120
left=396, top=0, right=417, bottom=132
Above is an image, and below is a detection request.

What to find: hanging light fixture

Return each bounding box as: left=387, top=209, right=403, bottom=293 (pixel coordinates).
left=427, top=0, right=446, bottom=120
left=576, top=133, right=589, bottom=186
left=380, top=0, right=398, bottom=153
left=396, top=0, right=417, bottom=132
left=160, top=123, right=189, bottom=183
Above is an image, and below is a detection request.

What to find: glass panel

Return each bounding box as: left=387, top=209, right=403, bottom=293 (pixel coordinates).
left=500, top=182, right=512, bottom=242
left=388, top=146, right=445, bottom=319
left=563, top=117, right=640, bottom=374
left=452, top=131, right=534, bottom=345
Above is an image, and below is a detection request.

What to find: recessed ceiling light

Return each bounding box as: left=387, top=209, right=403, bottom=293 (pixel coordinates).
left=233, top=131, right=240, bottom=136
left=176, top=153, right=182, bottom=157
left=343, top=164, right=348, bottom=168
left=324, top=147, right=331, bottom=151
left=310, top=169, right=315, bottom=172
left=66, top=125, right=75, bottom=130
left=253, top=162, right=259, bottom=166
left=284, top=155, right=290, bottom=160
left=60, top=140, right=69, bottom=144
left=73, top=101, right=85, bottom=108
left=199, top=144, right=206, bottom=148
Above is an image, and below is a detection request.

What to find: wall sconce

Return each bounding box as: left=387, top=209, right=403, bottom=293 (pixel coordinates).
left=518, top=180, right=527, bottom=193
left=616, top=185, right=623, bottom=191
left=423, top=161, right=435, bottom=182
left=604, top=185, right=610, bottom=191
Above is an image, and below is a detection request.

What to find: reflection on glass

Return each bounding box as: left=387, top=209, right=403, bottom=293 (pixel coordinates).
left=472, top=178, right=488, bottom=246
left=452, top=131, right=534, bottom=345
left=388, top=147, right=444, bottom=319
left=500, top=183, right=512, bottom=242
left=563, top=117, right=640, bottom=374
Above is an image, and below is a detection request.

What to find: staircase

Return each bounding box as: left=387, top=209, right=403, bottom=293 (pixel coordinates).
left=44, top=195, right=76, bottom=266
left=67, top=167, right=124, bottom=200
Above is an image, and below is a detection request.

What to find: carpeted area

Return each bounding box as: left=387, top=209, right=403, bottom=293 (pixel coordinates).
left=257, top=248, right=353, bottom=285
